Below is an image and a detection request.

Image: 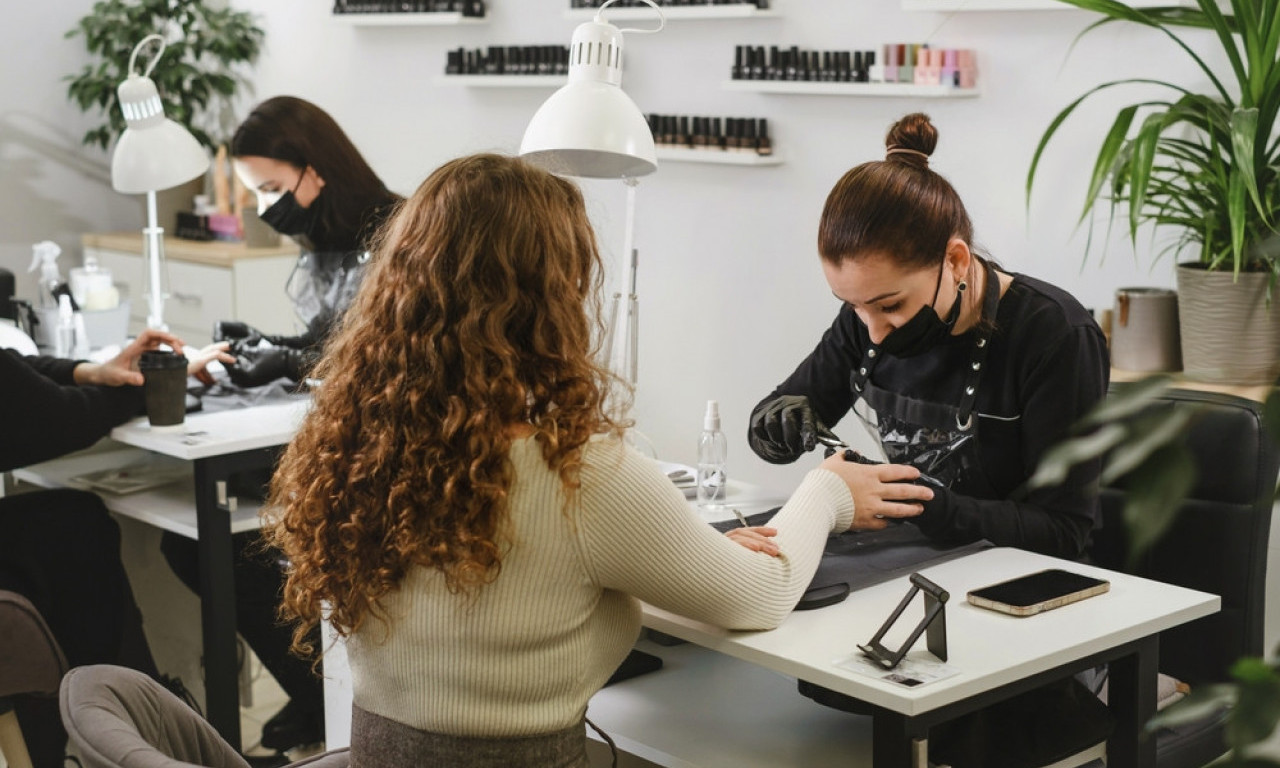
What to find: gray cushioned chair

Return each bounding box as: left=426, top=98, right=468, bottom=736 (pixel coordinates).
left=59, top=664, right=349, bottom=768
left=0, top=589, right=69, bottom=768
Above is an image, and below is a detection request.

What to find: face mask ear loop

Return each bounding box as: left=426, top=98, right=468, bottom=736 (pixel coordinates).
left=292, top=165, right=308, bottom=196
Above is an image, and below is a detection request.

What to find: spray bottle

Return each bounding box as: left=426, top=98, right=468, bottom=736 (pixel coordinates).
left=27, top=241, right=63, bottom=309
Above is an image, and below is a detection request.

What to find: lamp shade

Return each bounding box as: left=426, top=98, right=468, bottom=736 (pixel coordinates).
left=520, top=16, right=656, bottom=179
left=111, top=73, right=208, bottom=194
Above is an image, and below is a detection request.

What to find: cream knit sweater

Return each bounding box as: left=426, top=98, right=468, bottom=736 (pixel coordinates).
left=348, top=435, right=854, bottom=737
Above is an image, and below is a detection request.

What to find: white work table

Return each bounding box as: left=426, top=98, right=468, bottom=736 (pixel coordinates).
left=13, top=398, right=311, bottom=747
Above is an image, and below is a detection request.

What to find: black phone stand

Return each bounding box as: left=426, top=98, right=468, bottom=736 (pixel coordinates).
left=858, top=572, right=949, bottom=670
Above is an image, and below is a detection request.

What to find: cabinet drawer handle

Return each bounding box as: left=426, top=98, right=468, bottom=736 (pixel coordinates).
left=171, top=291, right=203, bottom=306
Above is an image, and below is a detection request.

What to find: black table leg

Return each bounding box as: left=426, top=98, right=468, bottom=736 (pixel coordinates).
left=873, top=711, right=928, bottom=768
left=1107, top=634, right=1159, bottom=768
left=193, top=455, right=241, bottom=748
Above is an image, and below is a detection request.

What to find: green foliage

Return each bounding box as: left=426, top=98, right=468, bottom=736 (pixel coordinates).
left=65, top=0, right=264, bottom=151
left=1026, top=0, right=1280, bottom=280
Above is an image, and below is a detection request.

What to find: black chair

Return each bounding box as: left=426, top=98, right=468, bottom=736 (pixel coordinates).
left=1090, top=387, right=1279, bottom=768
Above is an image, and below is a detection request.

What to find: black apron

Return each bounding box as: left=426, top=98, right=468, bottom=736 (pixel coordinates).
left=849, top=259, right=1001, bottom=495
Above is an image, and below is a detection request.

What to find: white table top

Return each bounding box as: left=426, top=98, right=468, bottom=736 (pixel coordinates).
left=642, top=547, right=1220, bottom=717
left=109, top=399, right=310, bottom=460
left=13, top=445, right=265, bottom=538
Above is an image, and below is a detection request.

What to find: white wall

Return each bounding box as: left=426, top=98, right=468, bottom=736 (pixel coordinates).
left=225, top=0, right=1215, bottom=491
left=0, top=1, right=139, bottom=304
left=4, top=0, right=1217, bottom=492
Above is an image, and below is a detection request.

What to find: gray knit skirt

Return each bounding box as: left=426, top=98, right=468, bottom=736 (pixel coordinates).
left=350, top=705, right=589, bottom=768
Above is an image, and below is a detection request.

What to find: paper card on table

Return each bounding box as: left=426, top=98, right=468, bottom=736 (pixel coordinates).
left=73, top=462, right=188, bottom=495
left=834, top=651, right=961, bottom=688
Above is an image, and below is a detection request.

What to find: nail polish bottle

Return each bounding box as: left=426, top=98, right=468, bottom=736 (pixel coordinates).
left=712, top=117, right=725, bottom=150
left=726, top=118, right=740, bottom=152
left=899, top=44, right=915, bottom=84
left=756, top=118, right=773, bottom=157
left=958, top=49, right=977, bottom=88
left=786, top=46, right=800, bottom=81
left=445, top=49, right=461, bottom=75
left=691, top=117, right=705, bottom=149
left=733, top=45, right=745, bottom=80
left=937, top=48, right=956, bottom=86
left=679, top=115, right=691, bottom=148
left=767, top=45, right=780, bottom=80
left=882, top=44, right=897, bottom=83
left=743, top=118, right=757, bottom=154
left=646, top=114, right=660, bottom=144
left=752, top=46, right=766, bottom=80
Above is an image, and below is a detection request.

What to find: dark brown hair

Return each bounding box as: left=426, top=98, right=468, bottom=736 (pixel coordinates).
left=818, top=113, right=973, bottom=270
left=231, top=96, right=401, bottom=252
left=264, top=154, right=627, bottom=653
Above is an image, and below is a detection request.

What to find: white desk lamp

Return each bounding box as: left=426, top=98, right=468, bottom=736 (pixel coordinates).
left=111, top=34, right=210, bottom=331
left=520, top=0, right=663, bottom=384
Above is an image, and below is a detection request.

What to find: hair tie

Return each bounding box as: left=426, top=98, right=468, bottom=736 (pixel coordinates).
left=886, top=146, right=930, bottom=166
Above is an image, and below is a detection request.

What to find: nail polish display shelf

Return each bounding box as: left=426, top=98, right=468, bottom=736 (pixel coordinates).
left=335, top=12, right=488, bottom=25
left=564, top=4, right=778, bottom=21
left=723, top=81, right=980, bottom=98
left=903, top=0, right=1190, bottom=8
left=437, top=75, right=568, bottom=87
left=655, top=147, right=783, bottom=166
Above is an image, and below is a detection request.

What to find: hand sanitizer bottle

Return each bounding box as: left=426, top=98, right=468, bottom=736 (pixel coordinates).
left=697, top=400, right=728, bottom=508
left=55, top=294, right=75, bottom=359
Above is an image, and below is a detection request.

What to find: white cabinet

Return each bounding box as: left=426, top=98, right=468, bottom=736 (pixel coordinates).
left=82, top=233, right=301, bottom=346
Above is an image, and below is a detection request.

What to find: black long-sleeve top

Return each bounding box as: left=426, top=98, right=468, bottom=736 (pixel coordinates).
left=0, top=350, right=143, bottom=472
left=750, top=272, right=1109, bottom=560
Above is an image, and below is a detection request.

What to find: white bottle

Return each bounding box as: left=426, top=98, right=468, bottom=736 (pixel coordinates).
left=55, top=294, right=75, bottom=358
left=28, top=240, right=63, bottom=309
left=696, top=400, right=728, bottom=507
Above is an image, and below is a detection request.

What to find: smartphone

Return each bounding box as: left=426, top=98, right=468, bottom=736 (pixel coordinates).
left=967, top=569, right=1110, bottom=617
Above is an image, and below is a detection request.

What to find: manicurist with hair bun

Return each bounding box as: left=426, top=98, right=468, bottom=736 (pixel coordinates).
left=748, top=112, right=1109, bottom=560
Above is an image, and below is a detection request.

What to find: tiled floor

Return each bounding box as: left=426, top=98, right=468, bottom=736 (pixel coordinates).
left=240, top=658, right=327, bottom=762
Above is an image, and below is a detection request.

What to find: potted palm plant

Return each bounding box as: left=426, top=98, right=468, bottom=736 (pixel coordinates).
left=1028, top=0, right=1280, bottom=385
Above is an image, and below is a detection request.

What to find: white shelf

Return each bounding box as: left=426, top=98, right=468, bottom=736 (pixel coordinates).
left=655, top=146, right=782, bottom=166
left=902, top=0, right=1191, bottom=9
left=723, top=80, right=980, bottom=98
left=565, top=4, right=778, bottom=21
left=435, top=74, right=567, bottom=87
left=333, top=12, right=487, bottom=26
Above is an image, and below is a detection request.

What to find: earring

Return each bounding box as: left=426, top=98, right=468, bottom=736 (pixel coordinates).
left=957, top=280, right=968, bottom=293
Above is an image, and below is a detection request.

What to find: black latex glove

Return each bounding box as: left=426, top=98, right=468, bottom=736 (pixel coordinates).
left=226, top=346, right=316, bottom=387
left=748, top=394, right=839, bottom=464
left=212, top=320, right=263, bottom=346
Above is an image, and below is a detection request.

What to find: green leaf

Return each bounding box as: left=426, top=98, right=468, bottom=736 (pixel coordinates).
left=1028, top=422, right=1129, bottom=489
left=1121, top=442, right=1196, bottom=564
left=1227, top=658, right=1280, bottom=751
left=1099, top=407, right=1196, bottom=484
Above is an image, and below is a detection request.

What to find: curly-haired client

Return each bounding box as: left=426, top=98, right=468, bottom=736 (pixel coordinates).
left=265, top=154, right=881, bottom=767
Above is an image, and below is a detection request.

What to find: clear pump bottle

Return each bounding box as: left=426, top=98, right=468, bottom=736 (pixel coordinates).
left=697, top=400, right=728, bottom=507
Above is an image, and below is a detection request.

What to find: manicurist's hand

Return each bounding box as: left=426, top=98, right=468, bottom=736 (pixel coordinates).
left=73, top=329, right=187, bottom=387
left=818, top=452, right=933, bottom=531
left=725, top=525, right=780, bottom=557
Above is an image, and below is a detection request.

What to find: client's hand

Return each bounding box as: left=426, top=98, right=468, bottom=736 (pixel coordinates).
left=186, top=342, right=236, bottom=386
left=819, top=452, right=933, bottom=531
left=74, top=328, right=185, bottom=387
left=724, top=525, right=780, bottom=557
left=226, top=346, right=293, bottom=388
left=212, top=320, right=263, bottom=346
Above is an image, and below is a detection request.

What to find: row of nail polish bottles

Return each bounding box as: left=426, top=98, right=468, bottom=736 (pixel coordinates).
left=445, top=46, right=571, bottom=76
left=732, top=45, right=880, bottom=83
left=647, top=114, right=773, bottom=157
left=333, top=0, right=486, bottom=15
left=572, top=0, right=769, bottom=7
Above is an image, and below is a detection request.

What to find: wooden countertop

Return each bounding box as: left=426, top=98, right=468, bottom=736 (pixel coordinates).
left=82, top=232, right=300, bottom=268
left=1111, top=367, right=1273, bottom=403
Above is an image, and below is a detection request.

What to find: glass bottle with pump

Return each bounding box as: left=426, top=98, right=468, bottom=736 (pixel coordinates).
left=697, top=400, right=728, bottom=507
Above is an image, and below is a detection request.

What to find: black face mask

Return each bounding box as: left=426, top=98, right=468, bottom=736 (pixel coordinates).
left=877, top=262, right=964, bottom=358
left=259, top=189, right=319, bottom=238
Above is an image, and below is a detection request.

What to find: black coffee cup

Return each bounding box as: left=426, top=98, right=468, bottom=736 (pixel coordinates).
left=138, top=350, right=188, bottom=430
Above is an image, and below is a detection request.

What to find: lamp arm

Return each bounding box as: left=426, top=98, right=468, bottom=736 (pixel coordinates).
left=144, top=190, right=168, bottom=331
left=596, top=0, right=666, bottom=34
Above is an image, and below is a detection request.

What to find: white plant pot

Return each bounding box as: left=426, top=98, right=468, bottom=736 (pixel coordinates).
left=1176, top=263, right=1280, bottom=385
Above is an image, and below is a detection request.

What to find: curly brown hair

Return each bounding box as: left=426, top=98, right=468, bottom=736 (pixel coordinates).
left=264, top=153, right=627, bottom=654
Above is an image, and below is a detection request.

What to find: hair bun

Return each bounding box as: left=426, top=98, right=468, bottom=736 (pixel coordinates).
left=885, top=113, right=938, bottom=167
